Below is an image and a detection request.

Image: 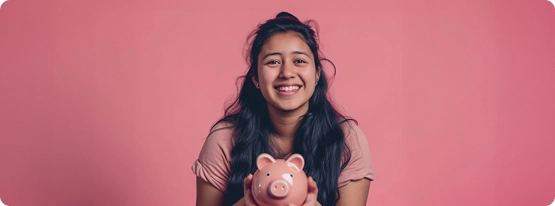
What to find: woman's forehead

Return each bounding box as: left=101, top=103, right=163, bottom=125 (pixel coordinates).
left=259, top=32, right=312, bottom=57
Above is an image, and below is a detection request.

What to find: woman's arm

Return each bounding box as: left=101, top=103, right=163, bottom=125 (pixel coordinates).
left=336, top=179, right=371, bottom=206
left=193, top=123, right=236, bottom=205
left=196, top=176, right=249, bottom=206
left=335, top=121, right=374, bottom=205
left=196, top=177, right=224, bottom=206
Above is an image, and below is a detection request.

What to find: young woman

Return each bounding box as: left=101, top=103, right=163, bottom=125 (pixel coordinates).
left=192, top=12, right=374, bottom=206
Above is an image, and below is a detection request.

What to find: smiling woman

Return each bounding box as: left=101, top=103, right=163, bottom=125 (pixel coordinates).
left=254, top=31, right=320, bottom=116
left=191, top=12, right=374, bottom=206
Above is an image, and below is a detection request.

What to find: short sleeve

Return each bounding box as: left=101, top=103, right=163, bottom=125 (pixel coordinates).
left=338, top=121, right=375, bottom=188
left=191, top=122, right=234, bottom=192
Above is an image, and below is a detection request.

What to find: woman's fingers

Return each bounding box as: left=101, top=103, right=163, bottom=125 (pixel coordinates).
left=303, top=176, right=319, bottom=206
left=243, top=174, right=257, bottom=206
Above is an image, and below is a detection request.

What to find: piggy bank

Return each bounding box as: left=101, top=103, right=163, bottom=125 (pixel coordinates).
left=251, top=153, right=308, bottom=206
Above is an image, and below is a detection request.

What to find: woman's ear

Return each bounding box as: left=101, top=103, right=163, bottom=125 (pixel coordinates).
left=251, top=76, right=259, bottom=88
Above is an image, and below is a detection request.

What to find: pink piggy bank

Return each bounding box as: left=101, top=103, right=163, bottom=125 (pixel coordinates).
left=251, top=153, right=308, bottom=206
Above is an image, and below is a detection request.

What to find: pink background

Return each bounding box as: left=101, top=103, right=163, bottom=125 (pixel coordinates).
left=1, top=0, right=555, bottom=205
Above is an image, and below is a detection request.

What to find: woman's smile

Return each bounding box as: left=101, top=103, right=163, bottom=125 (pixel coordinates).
left=275, top=85, right=302, bottom=96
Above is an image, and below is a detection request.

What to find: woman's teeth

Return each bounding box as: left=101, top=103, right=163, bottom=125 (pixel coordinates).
left=276, top=86, right=300, bottom=92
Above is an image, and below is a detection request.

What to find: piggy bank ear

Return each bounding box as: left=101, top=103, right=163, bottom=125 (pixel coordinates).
left=286, top=154, right=304, bottom=171
left=256, top=153, right=275, bottom=169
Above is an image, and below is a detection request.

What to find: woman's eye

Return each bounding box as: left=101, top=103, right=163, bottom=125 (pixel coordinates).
left=294, top=59, right=307, bottom=64
left=266, top=60, right=279, bottom=65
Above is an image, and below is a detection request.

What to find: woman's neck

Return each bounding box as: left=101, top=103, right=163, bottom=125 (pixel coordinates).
left=267, top=104, right=308, bottom=140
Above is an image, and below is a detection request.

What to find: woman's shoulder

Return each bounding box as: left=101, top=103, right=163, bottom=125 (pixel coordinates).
left=203, top=121, right=233, bottom=150
left=193, top=120, right=235, bottom=192
left=209, top=120, right=234, bottom=133
left=337, top=118, right=375, bottom=185
left=339, top=118, right=361, bottom=134
left=197, top=120, right=235, bottom=164
left=338, top=118, right=368, bottom=147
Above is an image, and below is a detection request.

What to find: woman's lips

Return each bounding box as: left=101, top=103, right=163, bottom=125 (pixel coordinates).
left=275, top=85, right=301, bottom=96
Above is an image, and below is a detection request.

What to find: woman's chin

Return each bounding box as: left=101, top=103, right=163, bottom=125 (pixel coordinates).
left=268, top=102, right=309, bottom=114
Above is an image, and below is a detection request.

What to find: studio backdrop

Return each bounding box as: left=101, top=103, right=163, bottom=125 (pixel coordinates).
left=0, top=0, right=554, bottom=205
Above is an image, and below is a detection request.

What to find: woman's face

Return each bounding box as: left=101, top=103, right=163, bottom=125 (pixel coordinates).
left=253, top=31, right=320, bottom=114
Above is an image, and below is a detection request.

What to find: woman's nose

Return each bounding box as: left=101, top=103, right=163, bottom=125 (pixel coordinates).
left=279, top=62, right=296, bottom=78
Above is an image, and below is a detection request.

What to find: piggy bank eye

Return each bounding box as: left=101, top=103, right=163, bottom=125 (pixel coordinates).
left=266, top=173, right=270, bottom=176
left=290, top=174, right=293, bottom=178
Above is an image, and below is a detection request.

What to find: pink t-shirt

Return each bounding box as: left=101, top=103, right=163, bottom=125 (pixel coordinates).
left=191, top=121, right=375, bottom=192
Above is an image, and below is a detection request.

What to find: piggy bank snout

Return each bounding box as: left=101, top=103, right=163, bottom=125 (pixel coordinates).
left=268, top=180, right=289, bottom=198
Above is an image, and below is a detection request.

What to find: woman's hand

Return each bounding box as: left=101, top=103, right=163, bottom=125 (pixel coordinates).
left=242, top=174, right=258, bottom=206
left=289, top=176, right=321, bottom=206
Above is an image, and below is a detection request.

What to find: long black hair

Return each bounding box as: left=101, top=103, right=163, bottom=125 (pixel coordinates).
left=214, top=12, right=353, bottom=206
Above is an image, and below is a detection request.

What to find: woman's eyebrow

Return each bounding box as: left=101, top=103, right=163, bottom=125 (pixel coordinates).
left=292, top=51, right=311, bottom=59
left=262, top=52, right=281, bottom=59
left=262, top=51, right=311, bottom=59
